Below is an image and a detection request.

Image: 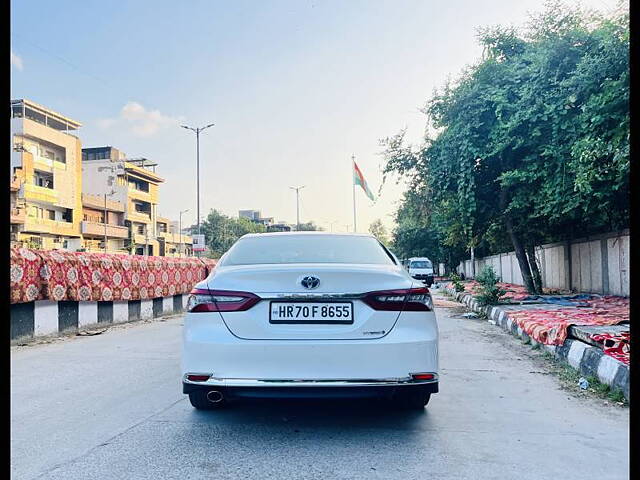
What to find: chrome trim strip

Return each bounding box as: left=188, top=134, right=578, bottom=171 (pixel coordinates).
left=183, top=373, right=438, bottom=387
left=260, top=292, right=366, bottom=300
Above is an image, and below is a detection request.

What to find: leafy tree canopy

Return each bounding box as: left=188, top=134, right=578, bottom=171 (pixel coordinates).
left=381, top=1, right=628, bottom=289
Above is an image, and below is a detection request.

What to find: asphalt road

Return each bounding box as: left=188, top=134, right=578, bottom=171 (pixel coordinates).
left=11, top=289, right=629, bottom=480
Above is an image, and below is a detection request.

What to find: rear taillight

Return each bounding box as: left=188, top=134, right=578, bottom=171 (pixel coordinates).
left=186, top=288, right=260, bottom=313
left=362, top=287, right=433, bottom=311
left=411, top=373, right=436, bottom=381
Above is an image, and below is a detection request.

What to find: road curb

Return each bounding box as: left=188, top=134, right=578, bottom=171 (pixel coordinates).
left=443, top=287, right=630, bottom=400
left=10, top=294, right=188, bottom=343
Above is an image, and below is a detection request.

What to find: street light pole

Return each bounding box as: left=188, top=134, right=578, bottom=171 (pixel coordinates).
left=179, top=209, right=189, bottom=257
left=289, top=185, right=305, bottom=230
left=181, top=123, right=214, bottom=236
left=104, top=193, right=108, bottom=253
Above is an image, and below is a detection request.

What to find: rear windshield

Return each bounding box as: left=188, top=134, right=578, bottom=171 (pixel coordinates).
left=219, top=235, right=396, bottom=266
left=410, top=260, right=432, bottom=268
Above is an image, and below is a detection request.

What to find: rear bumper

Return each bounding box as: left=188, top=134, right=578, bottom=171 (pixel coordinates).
left=183, top=381, right=439, bottom=398
left=183, top=374, right=438, bottom=389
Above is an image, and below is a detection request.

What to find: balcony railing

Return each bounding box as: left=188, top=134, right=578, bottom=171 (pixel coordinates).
left=81, top=221, right=129, bottom=239
left=128, top=186, right=153, bottom=201
left=133, top=233, right=154, bottom=244
left=127, top=211, right=152, bottom=223
left=23, top=183, right=58, bottom=204
left=11, top=208, right=26, bottom=224
left=158, top=231, right=192, bottom=244
left=10, top=177, right=22, bottom=192
left=24, top=217, right=78, bottom=236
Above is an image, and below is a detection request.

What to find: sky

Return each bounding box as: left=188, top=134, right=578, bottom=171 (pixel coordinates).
left=10, top=0, right=620, bottom=234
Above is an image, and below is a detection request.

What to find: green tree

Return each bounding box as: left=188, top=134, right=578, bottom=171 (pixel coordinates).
left=381, top=1, right=628, bottom=293
left=198, top=210, right=266, bottom=258
left=296, top=221, right=322, bottom=231
left=368, top=219, right=390, bottom=245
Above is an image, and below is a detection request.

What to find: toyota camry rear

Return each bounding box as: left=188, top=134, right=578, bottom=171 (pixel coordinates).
left=182, top=232, right=438, bottom=409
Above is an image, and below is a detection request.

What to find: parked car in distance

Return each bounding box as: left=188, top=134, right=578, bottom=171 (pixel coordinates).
left=407, top=257, right=434, bottom=286
left=182, top=232, right=439, bottom=410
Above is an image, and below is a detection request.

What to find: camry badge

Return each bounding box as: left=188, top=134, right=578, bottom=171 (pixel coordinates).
left=300, top=276, right=320, bottom=290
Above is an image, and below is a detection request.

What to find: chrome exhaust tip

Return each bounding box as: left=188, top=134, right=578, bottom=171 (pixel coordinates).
left=206, top=390, right=224, bottom=403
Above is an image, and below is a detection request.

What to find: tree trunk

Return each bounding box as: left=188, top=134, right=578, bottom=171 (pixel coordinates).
left=525, top=244, right=543, bottom=295
left=470, top=246, right=475, bottom=278
left=506, top=218, right=536, bottom=294
left=500, top=188, right=536, bottom=294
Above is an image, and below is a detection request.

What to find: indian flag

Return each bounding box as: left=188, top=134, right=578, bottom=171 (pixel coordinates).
left=353, top=160, right=375, bottom=201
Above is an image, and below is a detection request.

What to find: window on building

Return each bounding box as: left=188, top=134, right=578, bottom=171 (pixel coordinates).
left=28, top=236, right=43, bottom=249
left=134, top=201, right=151, bottom=214
left=128, top=178, right=150, bottom=192
left=48, top=210, right=56, bottom=220
left=11, top=104, right=24, bottom=118
left=37, top=142, right=66, bottom=163
left=33, top=170, right=54, bottom=189
left=137, top=224, right=145, bottom=235
left=83, top=210, right=104, bottom=223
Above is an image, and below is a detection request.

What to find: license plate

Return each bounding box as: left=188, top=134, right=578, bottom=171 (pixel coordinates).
left=269, top=302, right=354, bottom=324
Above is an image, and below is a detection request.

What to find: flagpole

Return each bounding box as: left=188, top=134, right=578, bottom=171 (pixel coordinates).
left=352, top=154, right=356, bottom=232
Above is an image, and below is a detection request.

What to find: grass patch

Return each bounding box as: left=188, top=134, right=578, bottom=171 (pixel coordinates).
left=539, top=354, right=628, bottom=406
left=608, top=389, right=626, bottom=403
left=586, top=375, right=610, bottom=395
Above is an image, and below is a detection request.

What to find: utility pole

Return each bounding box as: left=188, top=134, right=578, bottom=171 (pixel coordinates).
left=104, top=194, right=108, bottom=253
left=352, top=154, right=356, bottom=232
left=289, top=185, right=305, bottom=230
left=181, top=123, right=214, bottom=236
left=179, top=209, right=189, bottom=257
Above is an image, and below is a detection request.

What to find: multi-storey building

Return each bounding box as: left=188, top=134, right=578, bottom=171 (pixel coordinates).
left=156, top=217, right=193, bottom=257
left=10, top=99, right=83, bottom=250
left=238, top=209, right=275, bottom=227
left=82, top=146, right=165, bottom=256
left=80, top=193, right=129, bottom=253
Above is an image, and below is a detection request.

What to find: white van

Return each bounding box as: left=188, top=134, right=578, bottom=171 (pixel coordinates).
left=407, top=257, right=434, bottom=286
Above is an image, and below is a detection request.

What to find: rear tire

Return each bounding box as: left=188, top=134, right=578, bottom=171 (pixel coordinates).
left=395, top=391, right=431, bottom=410
left=188, top=390, right=227, bottom=410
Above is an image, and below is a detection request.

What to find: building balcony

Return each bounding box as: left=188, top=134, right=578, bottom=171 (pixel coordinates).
left=158, top=231, right=192, bottom=245
left=81, top=221, right=129, bottom=239
left=127, top=210, right=152, bottom=224
left=127, top=186, right=154, bottom=202
left=23, top=183, right=58, bottom=204
left=11, top=177, right=22, bottom=192
left=133, top=233, right=153, bottom=244
left=11, top=208, right=26, bottom=224
left=82, top=193, right=125, bottom=212
left=24, top=217, right=79, bottom=236
left=33, top=154, right=66, bottom=170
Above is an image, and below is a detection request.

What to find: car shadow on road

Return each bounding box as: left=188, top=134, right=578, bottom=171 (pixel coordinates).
left=186, top=397, right=430, bottom=431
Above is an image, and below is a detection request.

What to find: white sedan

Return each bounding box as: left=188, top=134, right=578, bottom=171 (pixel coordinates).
left=182, top=232, right=439, bottom=409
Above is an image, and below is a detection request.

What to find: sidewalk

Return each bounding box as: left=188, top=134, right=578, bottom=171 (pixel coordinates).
left=440, top=282, right=630, bottom=401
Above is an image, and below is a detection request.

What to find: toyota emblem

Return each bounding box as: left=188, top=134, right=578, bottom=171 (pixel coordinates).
left=300, top=276, right=320, bottom=290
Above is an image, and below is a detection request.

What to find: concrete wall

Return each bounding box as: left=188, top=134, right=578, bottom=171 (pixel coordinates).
left=457, top=230, right=629, bottom=296
left=10, top=293, right=188, bottom=342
